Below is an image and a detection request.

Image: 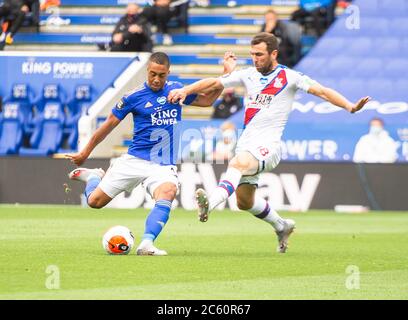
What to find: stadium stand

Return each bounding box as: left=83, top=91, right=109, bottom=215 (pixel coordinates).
left=2, top=0, right=406, bottom=159
left=296, top=0, right=408, bottom=104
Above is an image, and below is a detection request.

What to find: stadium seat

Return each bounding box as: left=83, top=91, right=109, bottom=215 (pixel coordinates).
left=389, top=18, right=408, bottom=36
left=19, top=103, right=65, bottom=156
left=355, top=0, right=380, bottom=17
left=2, top=84, right=36, bottom=136
left=359, top=18, right=390, bottom=36
left=35, top=84, right=67, bottom=113
left=383, top=58, right=408, bottom=76
left=365, top=78, right=394, bottom=102
left=394, top=78, right=408, bottom=101
left=344, top=37, right=373, bottom=57
left=310, top=37, right=346, bottom=57
left=401, top=37, right=408, bottom=53
left=377, top=0, right=408, bottom=17
left=372, top=37, right=401, bottom=57
left=338, top=78, right=365, bottom=102
left=295, top=57, right=327, bottom=75
left=64, top=84, right=95, bottom=150
left=353, top=58, right=383, bottom=77
left=323, top=56, right=355, bottom=77
left=0, top=104, right=24, bottom=155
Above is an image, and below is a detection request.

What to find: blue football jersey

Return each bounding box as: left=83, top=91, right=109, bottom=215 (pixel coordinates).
left=111, top=81, right=197, bottom=165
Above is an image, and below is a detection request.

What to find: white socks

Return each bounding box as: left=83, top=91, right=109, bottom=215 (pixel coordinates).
left=208, top=167, right=242, bottom=211
left=248, top=196, right=285, bottom=232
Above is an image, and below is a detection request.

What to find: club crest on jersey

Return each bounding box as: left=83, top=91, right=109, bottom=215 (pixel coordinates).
left=157, top=96, right=167, bottom=105
left=273, top=78, right=283, bottom=88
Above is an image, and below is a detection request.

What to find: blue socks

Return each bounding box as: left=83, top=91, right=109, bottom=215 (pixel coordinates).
left=142, top=199, right=172, bottom=241
left=85, top=175, right=101, bottom=202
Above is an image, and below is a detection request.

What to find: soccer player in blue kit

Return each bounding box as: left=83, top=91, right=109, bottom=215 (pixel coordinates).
left=66, top=52, right=233, bottom=255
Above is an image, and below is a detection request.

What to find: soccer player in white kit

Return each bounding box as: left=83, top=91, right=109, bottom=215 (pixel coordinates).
left=168, top=33, right=370, bottom=253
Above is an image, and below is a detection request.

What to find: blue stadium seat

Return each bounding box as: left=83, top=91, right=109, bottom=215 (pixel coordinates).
left=359, top=18, right=390, bottom=36
left=323, top=56, right=355, bottom=77
left=295, top=57, right=327, bottom=75
left=344, top=37, right=373, bottom=57
left=3, top=84, right=35, bottom=136
left=402, top=37, right=408, bottom=53
left=389, top=18, right=408, bottom=36
left=338, top=78, right=365, bottom=102
left=0, top=104, right=24, bottom=155
left=353, top=58, right=383, bottom=77
left=310, top=37, right=346, bottom=57
left=383, top=58, right=408, bottom=76
left=35, top=84, right=67, bottom=113
left=19, top=103, right=65, bottom=156
left=372, top=37, right=401, bottom=57
left=64, top=84, right=95, bottom=150
left=378, top=0, right=408, bottom=17
left=394, top=78, right=408, bottom=101
left=365, top=78, right=394, bottom=102
left=356, top=0, right=380, bottom=16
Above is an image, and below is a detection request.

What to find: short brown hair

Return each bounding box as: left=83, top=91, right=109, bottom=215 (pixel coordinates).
left=149, top=52, right=170, bottom=67
left=251, top=32, right=279, bottom=54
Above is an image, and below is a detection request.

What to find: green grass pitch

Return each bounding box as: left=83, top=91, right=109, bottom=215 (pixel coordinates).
left=0, top=205, right=407, bottom=300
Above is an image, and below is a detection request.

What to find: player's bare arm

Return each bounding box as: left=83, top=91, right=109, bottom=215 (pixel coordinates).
left=168, top=51, right=236, bottom=105
left=168, top=78, right=224, bottom=105
left=308, top=83, right=371, bottom=113
left=65, top=113, right=121, bottom=166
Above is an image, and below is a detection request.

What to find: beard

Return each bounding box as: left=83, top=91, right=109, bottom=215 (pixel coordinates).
left=256, top=61, right=274, bottom=75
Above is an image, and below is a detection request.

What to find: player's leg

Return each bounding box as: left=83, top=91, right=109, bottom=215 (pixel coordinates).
left=136, top=164, right=179, bottom=256
left=235, top=183, right=295, bottom=253
left=68, top=168, right=112, bottom=208
left=196, top=151, right=258, bottom=222
left=136, top=182, right=177, bottom=256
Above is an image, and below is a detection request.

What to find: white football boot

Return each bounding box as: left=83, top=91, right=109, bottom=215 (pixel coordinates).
left=195, top=188, right=209, bottom=222
left=68, top=167, right=105, bottom=182
left=136, top=244, right=168, bottom=256
left=276, top=219, right=296, bottom=253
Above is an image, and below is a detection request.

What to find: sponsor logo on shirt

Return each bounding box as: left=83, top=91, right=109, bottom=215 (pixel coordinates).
left=144, top=101, right=153, bottom=108
left=151, top=109, right=178, bottom=126
left=248, top=94, right=275, bottom=107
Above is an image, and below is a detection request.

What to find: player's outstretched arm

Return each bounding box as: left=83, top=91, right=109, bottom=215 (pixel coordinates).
left=187, top=51, right=238, bottom=107
left=168, top=78, right=222, bottom=105
left=308, top=83, right=371, bottom=113
left=65, top=113, right=121, bottom=166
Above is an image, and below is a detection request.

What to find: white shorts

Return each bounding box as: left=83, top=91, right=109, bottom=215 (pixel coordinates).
left=235, top=141, right=281, bottom=186
left=98, top=154, right=179, bottom=199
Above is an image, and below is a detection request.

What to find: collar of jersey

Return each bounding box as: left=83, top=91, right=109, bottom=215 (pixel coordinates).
left=260, top=64, right=284, bottom=77
left=144, top=81, right=165, bottom=93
